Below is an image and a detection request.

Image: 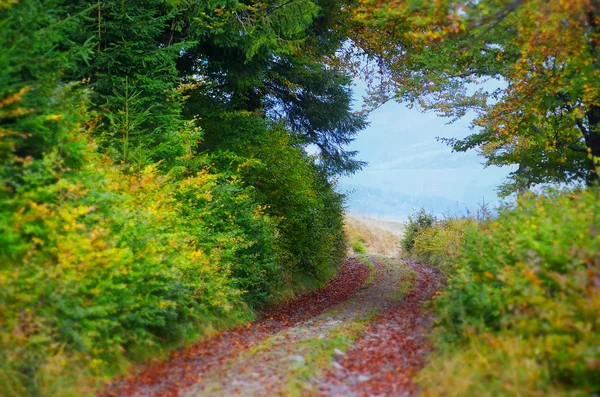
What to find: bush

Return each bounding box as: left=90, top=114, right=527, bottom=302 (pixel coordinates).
left=0, top=2, right=348, bottom=395
left=0, top=20, right=344, bottom=396
left=401, top=208, right=436, bottom=252
left=349, top=239, right=367, bottom=254
left=0, top=144, right=267, bottom=395
left=198, top=115, right=347, bottom=291
left=419, top=189, right=600, bottom=395
left=411, top=217, right=473, bottom=274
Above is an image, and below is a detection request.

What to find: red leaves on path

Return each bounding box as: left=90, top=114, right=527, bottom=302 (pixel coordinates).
left=101, top=259, right=369, bottom=397
left=315, top=260, right=443, bottom=397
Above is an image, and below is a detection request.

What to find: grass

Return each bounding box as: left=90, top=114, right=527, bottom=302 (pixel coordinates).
left=354, top=254, right=376, bottom=286
left=349, top=239, right=367, bottom=254
left=284, top=314, right=376, bottom=396
left=376, top=257, right=418, bottom=301
left=412, top=190, right=600, bottom=395
left=231, top=313, right=376, bottom=396
left=345, top=216, right=402, bottom=257
left=416, top=334, right=590, bottom=397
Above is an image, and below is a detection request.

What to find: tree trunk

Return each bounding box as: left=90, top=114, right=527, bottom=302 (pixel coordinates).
left=586, top=2, right=600, bottom=185
left=584, top=105, right=600, bottom=185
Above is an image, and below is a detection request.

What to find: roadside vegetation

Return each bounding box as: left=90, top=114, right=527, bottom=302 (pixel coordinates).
left=3, top=0, right=600, bottom=396
left=402, top=190, right=600, bottom=395
left=368, top=0, right=600, bottom=391
left=0, top=1, right=359, bottom=395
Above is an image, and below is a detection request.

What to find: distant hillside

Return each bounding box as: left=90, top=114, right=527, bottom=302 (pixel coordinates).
left=340, top=184, right=474, bottom=221
left=345, top=215, right=403, bottom=257
left=339, top=141, right=511, bottom=220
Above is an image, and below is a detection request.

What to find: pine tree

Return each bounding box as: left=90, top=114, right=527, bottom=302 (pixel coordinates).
left=65, top=0, right=187, bottom=166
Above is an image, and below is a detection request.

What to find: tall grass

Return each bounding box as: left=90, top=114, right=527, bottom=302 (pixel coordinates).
left=344, top=216, right=401, bottom=256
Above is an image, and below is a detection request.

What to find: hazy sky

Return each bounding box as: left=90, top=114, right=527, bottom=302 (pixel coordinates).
left=339, top=80, right=514, bottom=219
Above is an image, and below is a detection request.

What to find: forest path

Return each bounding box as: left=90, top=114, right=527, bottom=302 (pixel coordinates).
left=104, top=256, right=442, bottom=397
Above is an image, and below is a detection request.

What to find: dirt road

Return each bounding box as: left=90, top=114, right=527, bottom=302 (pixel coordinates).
left=103, top=256, right=442, bottom=397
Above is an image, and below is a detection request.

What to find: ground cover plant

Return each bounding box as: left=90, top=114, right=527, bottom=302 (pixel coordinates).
left=345, top=216, right=402, bottom=257
left=3, top=0, right=600, bottom=395
left=404, top=190, right=600, bottom=395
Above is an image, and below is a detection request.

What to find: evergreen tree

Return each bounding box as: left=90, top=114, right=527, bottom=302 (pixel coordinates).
left=177, top=0, right=367, bottom=175
left=65, top=0, right=187, bottom=166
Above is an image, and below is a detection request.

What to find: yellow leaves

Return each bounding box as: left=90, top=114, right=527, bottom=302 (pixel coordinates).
left=157, top=301, right=174, bottom=309
left=0, top=106, right=33, bottom=120
left=253, top=204, right=269, bottom=217
left=0, top=86, right=30, bottom=109
left=236, top=157, right=261, bottom=173
left=89, top=358, right=103, bottom=370
left=26, top=200, right=51, bottom=218
left=190, top=249, right=206, bottom=260
left=521, top=268, right=543, bottom=286
left=583, top=83, right=599, bottom=105
left=45, top=114, right=63, bottom=121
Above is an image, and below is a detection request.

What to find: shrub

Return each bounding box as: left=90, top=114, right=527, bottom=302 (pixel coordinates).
left=411, top=217, right=473, bottom=274
left=419, top=189, right=600, bottom=395
left=0, top=2, right=348, bottom=395
left=0, top=85, right=346, bottom=397
left=401, top=208, right=436, bottom=251
left=0, top=146, right=264, bottom=395
left=199, top=115, right=347, bottom=291
left=349, top=239, right=367, bottom=254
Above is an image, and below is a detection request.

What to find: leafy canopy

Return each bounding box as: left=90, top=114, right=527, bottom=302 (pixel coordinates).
left=347, top=0, right=600, bottom=194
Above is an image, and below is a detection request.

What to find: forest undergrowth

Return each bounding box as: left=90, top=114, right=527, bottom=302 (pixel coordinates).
left=3, top=0, right=600, bottom=396
left=0, top=1, right=357, bottom=395
left=403, top=190, right=600, bottom=396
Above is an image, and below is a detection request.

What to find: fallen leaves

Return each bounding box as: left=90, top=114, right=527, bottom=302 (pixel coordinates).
left=100, top=258, right=369, bottom=397
left=315, top=260, right=444, bottom=397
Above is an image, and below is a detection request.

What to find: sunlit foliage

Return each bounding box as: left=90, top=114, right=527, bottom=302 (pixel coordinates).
left=416, top=189, right=600, bottom=395
left=347, top=0, right=600, bottom=193
left=0, top=0, right=359, bottom=394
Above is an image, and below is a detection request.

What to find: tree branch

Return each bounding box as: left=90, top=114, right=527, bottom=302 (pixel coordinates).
left=461, top=0, right=525, bottom=52
left=569, top=144, right=588, bottom=153
left=575, top=117, right=589, bottom=137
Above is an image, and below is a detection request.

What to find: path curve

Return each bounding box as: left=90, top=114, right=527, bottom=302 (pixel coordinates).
left=102, top=256, right=442, bottom=397
left=101, top=259, right=369, bottom=397
left=312, top=259, right=444, bottom=397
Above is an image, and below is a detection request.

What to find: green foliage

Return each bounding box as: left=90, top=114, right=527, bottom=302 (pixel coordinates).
left=64, top=0, right=187, bottom=166
left=349, top=0, right=600, bottom=191
left=0, top=146, right=265, bottom=395
left=421, top=189, right=600, bottom=395
left=0, top=0, right=88, bottom=177
left=1, top=0, right=355, bottom=394
left=400, top=208, right=436, bottom=252
left=411, top=217, right=473, bottom=275
left=264, top=56, right=368, bottom=175
left=349, top=239, right=367, bottom=254
left=179, top=0, right=367, bottom=176
left=194, top=112, right=347, bottom=289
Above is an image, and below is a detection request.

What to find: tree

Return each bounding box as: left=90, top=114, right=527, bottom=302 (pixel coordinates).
left=177, top=0, right=367, bottom=175
left=64, top=0, right=188, bottom=166
left=347, top=0, right=600, bottom=194
left=0, top=0, right=90, bottom=197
